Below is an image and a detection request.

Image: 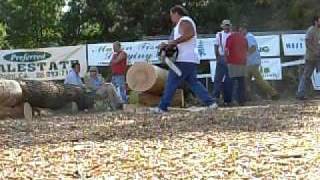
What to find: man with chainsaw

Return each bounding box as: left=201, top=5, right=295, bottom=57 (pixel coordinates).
left=153, top=5, right=218, bottom=113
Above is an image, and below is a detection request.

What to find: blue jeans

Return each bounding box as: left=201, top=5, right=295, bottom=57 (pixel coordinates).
left=296, top=60, right=320, bottom=98
left=159, top=62, right=214, bottom=111
left=112, top=75, right=127, bottom=103
left=212, top=57, right=232, bottom=103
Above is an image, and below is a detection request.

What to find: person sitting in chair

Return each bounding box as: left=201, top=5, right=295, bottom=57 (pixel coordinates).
left=64, top=62, right=84, bottom=87
left=84, top=66, right=123, bottom=110
left=64, top=62, right=88, bottom=111
left=84, top=66, right=104, bottom=93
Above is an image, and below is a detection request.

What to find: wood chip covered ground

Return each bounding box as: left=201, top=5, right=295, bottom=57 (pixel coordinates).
left=1, top=100, right=320, bottom=179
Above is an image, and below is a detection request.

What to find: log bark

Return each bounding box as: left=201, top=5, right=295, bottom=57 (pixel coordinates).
left=127, top=62, right=168, bottom=95
left=19, top=81, right=94, bottom=110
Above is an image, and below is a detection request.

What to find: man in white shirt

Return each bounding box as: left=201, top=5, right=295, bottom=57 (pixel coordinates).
left=212, top=19, right=233, bottom=106
left=153, top=5, right=217, bottom=113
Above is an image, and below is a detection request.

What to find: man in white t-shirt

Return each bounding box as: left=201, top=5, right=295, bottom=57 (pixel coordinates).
left=212, top=19, right=233, bottom=106
left=152, top=5, right=217, bottom=113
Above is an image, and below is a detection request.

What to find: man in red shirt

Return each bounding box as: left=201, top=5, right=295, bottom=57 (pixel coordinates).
left=111, top=41, right=128, bottom=103
left=225, top=27, right=248, bottom=105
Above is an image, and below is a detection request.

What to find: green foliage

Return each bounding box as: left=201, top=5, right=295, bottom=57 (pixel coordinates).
left=0, top=23, right=9, bottom=48
left=0, top=0, right=64, bottom=48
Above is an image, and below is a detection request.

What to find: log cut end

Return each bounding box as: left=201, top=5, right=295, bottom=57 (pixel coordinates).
left=127, top=62, right=168, bottom=95
left=127, top=62, right=158, bottom=92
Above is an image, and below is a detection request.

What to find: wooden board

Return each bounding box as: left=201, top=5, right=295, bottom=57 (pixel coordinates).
left=23, top=102, right=33, bottom=121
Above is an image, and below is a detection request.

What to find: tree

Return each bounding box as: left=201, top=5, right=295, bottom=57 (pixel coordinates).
left=0, top=0, right=65, bottom=48
left=0, top=23, right=9, bottom=48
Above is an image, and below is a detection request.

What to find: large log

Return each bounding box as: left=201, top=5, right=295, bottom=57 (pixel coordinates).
left=0, top=79, right=23, bottom=107
left=0, top=80, right=123, bottom=120
left=126, top=62, right=168, bottom=95
left=19, top=81, right=94, bottom=110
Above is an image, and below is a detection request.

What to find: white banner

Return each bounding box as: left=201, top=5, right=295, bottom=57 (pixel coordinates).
left=87, top=38, right=216, bottom=66
left=88, top=35, right=280, bottom=66
left=260, top=58, right=282, bottom=80
left=282, top=34, right=306, bottom=56
left=0, top=45, right=87, bottom=80
left=256, top=35, right=281, bottom=57
left=209, top=58, right=282, bottom=81
left=197, top=38, right=216, bottom=60
left=88, top=40, right=165, bottom=66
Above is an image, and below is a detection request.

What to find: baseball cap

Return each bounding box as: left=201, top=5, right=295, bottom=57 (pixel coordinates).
left=89, top=66, right=98, bottom=72
left=221, top=19, right=232, bottom=28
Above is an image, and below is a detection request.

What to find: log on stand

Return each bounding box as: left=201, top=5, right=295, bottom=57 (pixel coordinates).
left=127, top=62, right=168, bottom=95
left=126, top=62, right=185, bottom=107
left=138, top=89, right=185, bottom=107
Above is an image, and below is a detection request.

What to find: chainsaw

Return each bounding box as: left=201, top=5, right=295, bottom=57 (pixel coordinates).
left=158, top=43, right=182, bottom=77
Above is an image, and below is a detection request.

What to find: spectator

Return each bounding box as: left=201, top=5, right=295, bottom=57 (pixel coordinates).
left=84, top=66, right=123, bottom=110
left=212, top=19, right=233, bottom=106
left=296, top=15, right=320, bottom=100
left=64, top=62, right=83, bottom=87
left=84, top=66, right=104, bottom=92
left=225, top=26, right=248, bottom=106
left=239, top=24, right=279, bottom=100
left=111, top=41, right=128, bottom=103
left=64, top=62, right=88, bottom=111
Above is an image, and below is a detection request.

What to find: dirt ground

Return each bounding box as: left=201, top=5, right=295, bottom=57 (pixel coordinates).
left=0, top=100, right=320, bottom=179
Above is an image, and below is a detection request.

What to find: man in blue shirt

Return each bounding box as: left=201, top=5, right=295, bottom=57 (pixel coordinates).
left=64, top=62, right=89, bottom=111
left=239, top=25, right=279, bottom=100
left=64, top=62, right=83, bottom=87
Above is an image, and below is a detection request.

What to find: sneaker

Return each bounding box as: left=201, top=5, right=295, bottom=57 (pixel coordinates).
left=150, top=107, right=167, bottom=114
left=207, top=103, right=218, bottom=109
left=222, top=102, right=233, bottom=107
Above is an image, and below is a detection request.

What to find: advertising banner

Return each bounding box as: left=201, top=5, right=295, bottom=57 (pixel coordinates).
left=210, top=58, right=282, bottom=81
left=88, top=35, right=280, bottom=66
left=282, top=34, right=306, bottom=56
left=87, top=38, right=217, bottom=66
left=256, top=35, right=281, bottom=57
left=0, top=45, right=87, bottom=80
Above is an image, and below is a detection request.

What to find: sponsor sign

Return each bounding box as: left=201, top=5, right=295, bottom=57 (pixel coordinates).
left=210, top=58, right=282, bottom=81
left=282, top=34, right=306, bottom=56
left=0, top=45, right=87, bottom=80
